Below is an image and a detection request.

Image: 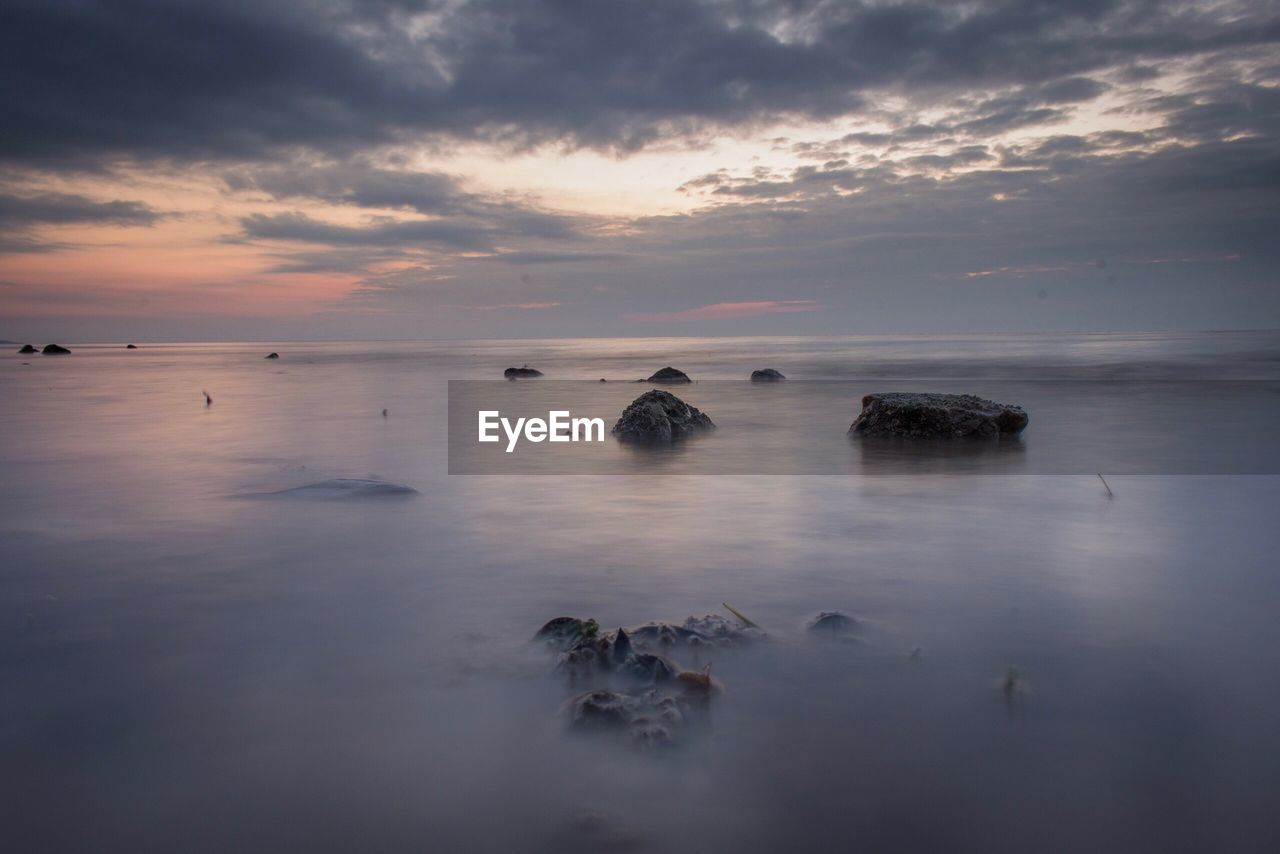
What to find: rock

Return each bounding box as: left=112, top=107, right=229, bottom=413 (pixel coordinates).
left=125, top=344, right=137, bottom=349
left=645, top=366, right=691, bottom=383
left=611, top=628, right=632, bottom=666
left=262, top=478, right=417, bottom=497
left=751, top=368, right=785, bottom=381
left=265, top=352, right=279, bottom=359
left=618, top=652, right=677, bottom=685
left=535, top=617, right=596, bottom=647
left=17, top=344, right=37, bottom=354
left=598, top=378, right=607, bottom=382
left=566, top=690, right=632, bottom=731
left=682, top=614, right=766, bottom=645
left=503, top=365, right=543, bottom=378
left=807, top=611, right=861, bottom=639
left=41, top=344, right=71, bottom=354
left=539, top=613, right=754, bottom=751
left=849, top=393, right=1028, bottom=438
left=611, top=390, right=714, bottom=444
left=564, top=688, right=693, bottom=749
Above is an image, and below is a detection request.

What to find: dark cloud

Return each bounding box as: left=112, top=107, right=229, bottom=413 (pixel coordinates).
left=226, top=161, right=588, bottom=256
left=0, top=190, right=160, bottom=254
left=0, top=192, right=159, bottom=227
left=227, top=159, right=593, bottom=269
left=238, top=212, right=495, bottom=250
left=3, top=0, right=1278, bottom=165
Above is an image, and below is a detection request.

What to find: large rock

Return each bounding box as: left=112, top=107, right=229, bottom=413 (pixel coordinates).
left=646, top=366, right=691, bottom=383
left=504, top=365, right=543, bottom=378
left=612, top=390, right=714, bottom=444
left=850, top=393, right=1028, bottom=438
left=265, top=352, right=279, bottom=359
left=17, top=344, right=37, bottom=354
left=41, top=344, right=71, bottom=355
left=751, top=368, right=785, bottom=382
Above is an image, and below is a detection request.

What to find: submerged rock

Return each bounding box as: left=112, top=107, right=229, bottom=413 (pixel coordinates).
left=556, top=809, right=648, bottom=852
left=535, top=617, right=599, bottom=649
left=503, top=365, right=543, bottom=378
left=265, top=352, right=279, bottom=359
left=539, top=610, right=755, bottom=750
left=681, top=613, right=766, bottom=646
left=618, top=652, right=677, bottom=685
left=263, top=478, right=417, bottom=497
left=41, top=344, right=71, bottom=355
left=751, top=368, right=786, bottom=381
left=807, top=611, right=862, bottom=639
left=850, top=392, right=1028, bottom=438
left=612, top=390, right=714, bottom=444
left=564, top=689, right=692, bottom=749
left=17, top=344, right=37, bottom=354
left=646, top=366, right=691, bottom=384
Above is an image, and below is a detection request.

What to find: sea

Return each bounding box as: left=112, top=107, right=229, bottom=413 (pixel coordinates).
left=3, top=331, right=1279, bottom=852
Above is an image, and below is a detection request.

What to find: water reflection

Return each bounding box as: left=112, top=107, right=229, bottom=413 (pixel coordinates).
left=856, top=435, right=1028, bottom=474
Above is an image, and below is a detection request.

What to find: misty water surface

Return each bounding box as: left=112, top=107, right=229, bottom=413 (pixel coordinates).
left=2, top=332, right=1279, bottom=853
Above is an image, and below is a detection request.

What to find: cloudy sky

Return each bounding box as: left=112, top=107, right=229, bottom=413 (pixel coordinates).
left=1, top=0, right=1278, bottom=341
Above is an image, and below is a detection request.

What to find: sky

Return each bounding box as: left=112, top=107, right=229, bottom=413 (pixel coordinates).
left=1, top=0, right=1278, bottom=341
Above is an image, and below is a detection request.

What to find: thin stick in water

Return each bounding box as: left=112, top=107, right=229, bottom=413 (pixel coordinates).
left=722, top=602, right=760, bottom=629
left=1097, top=473, right=1114, bottom=498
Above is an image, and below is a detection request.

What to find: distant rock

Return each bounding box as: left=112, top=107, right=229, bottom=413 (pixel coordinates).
left=598, top=378, right=607, bottom=382
left=41, top=344, right=71, bottom=355
left=17, top=344, right=37, bottom=354
left=646, top=366, right=691, bottom=384
left=751, top=368, right=785, bottom=382
left=503, top=365, right=543, bottom=378
left=265, top=352, right=279, bottom=359
left=807, top=611, right=861, bottom=639
left=262, top=478, right=418, bottom=498
left=612, top=390, right=715, bottom=444
left=126, top=344, right=137, bottom=349
left=850, top=393, right=1028, bottom=438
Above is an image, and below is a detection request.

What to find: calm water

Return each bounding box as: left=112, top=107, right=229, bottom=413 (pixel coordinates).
left=3, top=333, right=1280, bottom=853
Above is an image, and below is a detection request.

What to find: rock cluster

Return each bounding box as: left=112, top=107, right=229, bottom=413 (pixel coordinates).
left=751, top=368, right=786, bottom=381
left=535, top=613, right=763, bottom=749
left=504, top=365, right=543, bottom=378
